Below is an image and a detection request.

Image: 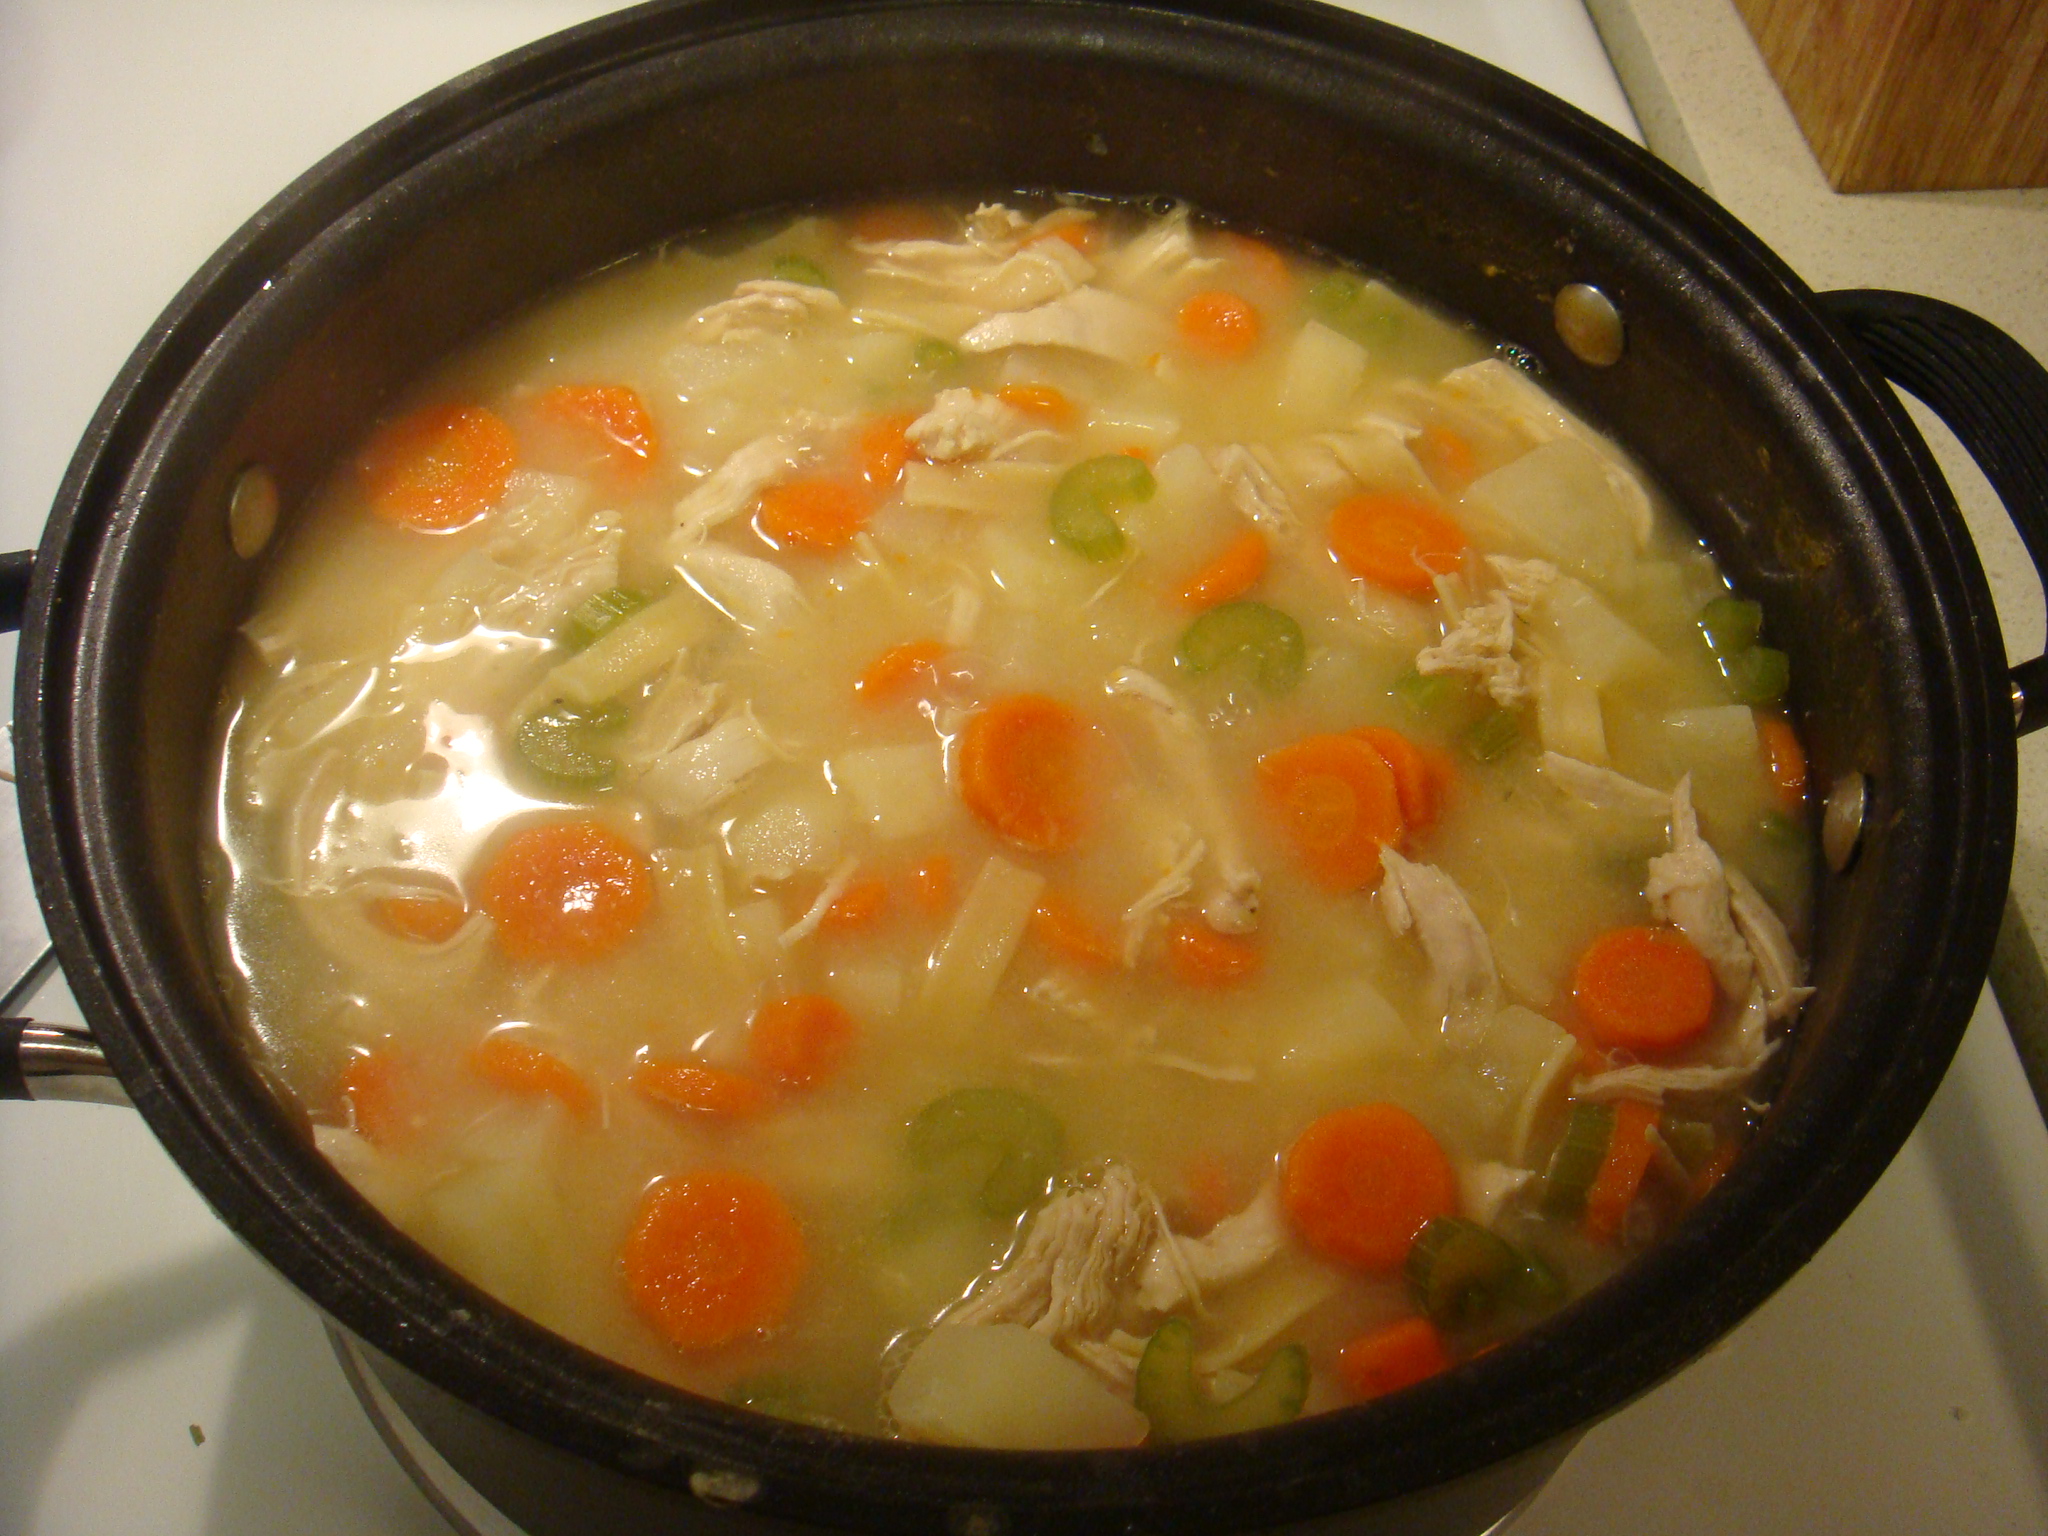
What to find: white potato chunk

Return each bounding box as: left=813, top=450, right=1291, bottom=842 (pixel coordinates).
left=1532, top=656, right=1609, bottom=764
left=888, top=1324, right=1150, bottom=1450
left=1526, top=575, right=1666, bottom=688
left=832, top=743, right=953, bottom=841
left=1461, top=438, right=1638, bottom=586
left=727, top=793, right=844, bottom=883
left=921, top=855, right=1046, bottom=1023
left=1277, top=320, right=1369, bottom=420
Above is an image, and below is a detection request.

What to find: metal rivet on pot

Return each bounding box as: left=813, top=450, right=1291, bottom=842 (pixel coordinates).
left=1554, top=282, right=1624, bottom=366
left=228, top=465, right=279, bottom=559
left=689, top=1468, right=760, bottom=1507
left=1822, top=772, right=1867, bottom=873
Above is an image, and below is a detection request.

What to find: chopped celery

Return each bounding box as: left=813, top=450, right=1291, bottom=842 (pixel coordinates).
left=1406, top=1217, right=1521, bottom=1326
left=1394, top=666, right=1457, bottom=715
left=1176, top=600, right=1306, bottom=695
left=1049, top=454, right=1153, bottom=560
left=1511, top=1248, right=1566, bottom=1305
left=1134, top=1318, right=1309, bottom=1442
left=1541, top=1101, right=1615, bottom=1220
left=1306, top=272, right=1364, bottom=319
left=1658, top=1117, right=1717, bottom=1174
left=1697, top=596, right=1763, bottom=656
left=514, top=701, right=624, bottom=788
left=912, top=336, right=962, bottom=372
left=771, top=254, right=831, bottom=289
left=1305, top=272, right=1401, bottom=348
left=1465, top=707, right=1520, bottom=762
left=1724, top=645, right=1790, bottom=704
left=561, top=587, right=648, bottom=652
left=1757, top=808, right=1805, bottom=847
left=906, top=1087, right=1064, bottom=1220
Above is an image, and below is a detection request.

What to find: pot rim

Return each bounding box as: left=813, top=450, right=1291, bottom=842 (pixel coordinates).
left=14, top=1, right=2013, bottom=1529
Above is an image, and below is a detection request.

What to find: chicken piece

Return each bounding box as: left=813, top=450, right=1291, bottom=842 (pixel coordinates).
left=1378, top=846, right=1500, bottom=1047
left=959, top=287, right=1171, bottom=368
left=670, top=428, right=827, bottom=546
left=1206, top=444, right=1296, bottom=532
left=686, top=278, right=843, bottom=345
left=1119, top=833, right=1207, bottom=967
left=944, top=1164, right=1160, bottom=1344
left=1106, top=668, right=1261, bottom=933
left=1726, top=866, right=1816, bottom=1021
left=1575, top=1036, right=1777, bottom=1105
left=861, top=229, right=1092, bottom=311
left=1644, top=775, right=1753, bottom=999
left=1457, top=1162, right=1534, bottom=1228
left=1098, top=206, right=1219, bottom=293
left=675, top=546, right=804, bottom=632
left=906, top=388, right=1030, bottom=462
left=1537, top=751, right=1670, bottom=818
left=1136, top=1179, right=1288, bottom=1313
left=1416, top=590, right=1526, bottom=707
left=614, top=670, right=722, bottom=774
left=634, top=708, right=776, bottom=819
left=1486, top=554, right=1560, bottom=613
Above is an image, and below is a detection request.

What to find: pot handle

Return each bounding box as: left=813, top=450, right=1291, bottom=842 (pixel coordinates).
left=1822, top=289, right=2048, bottom=735
left=0, top=548, right=30, bottom=632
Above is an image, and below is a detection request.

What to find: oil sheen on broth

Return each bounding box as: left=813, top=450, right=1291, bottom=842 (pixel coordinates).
left=209, top=199, right=1814, bottom=1447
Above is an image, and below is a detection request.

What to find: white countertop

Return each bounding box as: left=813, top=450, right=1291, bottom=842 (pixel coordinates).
left=3, top=4, right=2047, bottom=1533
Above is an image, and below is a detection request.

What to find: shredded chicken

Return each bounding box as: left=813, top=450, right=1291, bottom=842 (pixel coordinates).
left=944, top=1164, right=1159, bottom=1344
left=958, top=286, right=1170, bottom=367
left=860, top=222, right=1093, bottom=310
left=675, top=545, right=804, bottom=631
left=1576, top=985, right=1780, bottom=1105
left=1098, top=206, right=1219, bottom=292
left=1105, top=667, right=1261, bottom=933
left=686, top=278, right=842, bottom=345
left=1457, top=1162, right=1535, bottom=1228
left=1416, top=589, right=1526, bottom=707
left=1066, top=1331, right=1150, bottom=1391
left=778, top=858, right=861, bottom=947
left=1537, top=752, right=1670, bottom=817
left=1206, top=444, right=1296, bottom=531
left=1136, top=1180, right=1287, bottom=1313
left=634, top=708, right=775, bottom=819
left=1726, top=866, right=1816, bottom=1021
left=1378, top=847, right=1500, bottom=1047
left=906, top=388, right=1029, bottom=461
left=1120, top=834, right=1206, bottom=967
left=670, top=428, right=827, bottom=546
left=1645, top=776, right=1753, bottom=998
left=614, top=670, right=721, bottom=774
left=1486, top=555, right=1560, bottom=613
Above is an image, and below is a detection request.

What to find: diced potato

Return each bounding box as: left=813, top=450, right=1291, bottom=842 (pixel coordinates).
left=1662, top=705, right=1759, bottom=773
left=1528, top=576, right=1666, bottom=688
left=887, top=1324, right=1150, bottom=1450
left=1461, top=438, right=1638, bottom=586
left=832, top=743, right=953, bottom=841
left=921, top=855, right=1046, bottom=1023
left=1533, top=656, right=1609, bottom=764
left=825, top=959, right=904, bottom=1021
left=1123, top=443, right=1235, bottom=554
left=1273, top=972, right=1415, bottom=1078
left=727, top=792, right=845, bottom=882
left=1277, top=320, right=1369, bottom=421
left=981, top=524, right=1094, bottom=610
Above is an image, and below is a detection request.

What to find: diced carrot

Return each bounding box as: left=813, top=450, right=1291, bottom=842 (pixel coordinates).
left=535, top=383, right=658, bottom=479
left=335, top=1049, right=417, bottom=1149
left=997, top=384, right=1078, bottom=427
left=1582, top=1098, right=1659, bottom=1244
left=1179, top=1151, right=1243, bottom=1231
left=476, top=820, right=653, bottom=964
left=1412, top=424, right=1478, bottom=494
left=623, top=1170, right=807, bottom=1350
left=855, top=639, right=950, bottom=708
left=634, top=1059, right=771, bottom=1120
left=958, top=694, right=1092, bottom=854
left=359, top=403, right=517, bottom=531
left=368, top=893, right=469, bottom=944
left=908, top=852, right=956, bottom=915
left=1212, top=231, right=1292, bottom=290
left=747, top=994, right=856, bottom=1090
left=756, top=476, right=877, bottom=552
left=1352, top=726, right=1449, bottom=839
left=1328, top=492, right=1469, bottom=596
left=1282, top=1103, right=1457, bottom=1272
left=1119, top=444, right=1154, bottom=462
left=1035, top=219, right=1102, bottom=255
left=1162, top=914, right=1262, bottom=987
left=1176, top=290, right=1262, bottom=359
left=1757, top=715, right=1807, bottom=812
left=1256, top=733, right=1406, bottom=891
left=846, top=202, right=947, bottom=242
left=1338, top=1316, right=1452, bottom=1399
left=820, top=875, right=891, bottom=933
left=1174, top=528, right=1269, bottom=610
left=471, top=1033, right=596, bottom=1118
left=1031, top=889, right=1122, bottom=971
left=1571, top=925, right=1716, bottom=1054
left=858, top=412, right=917, bottom=488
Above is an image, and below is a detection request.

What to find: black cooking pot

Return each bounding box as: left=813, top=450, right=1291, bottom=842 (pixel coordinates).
left=7, top=1, right=2048, bottom=1531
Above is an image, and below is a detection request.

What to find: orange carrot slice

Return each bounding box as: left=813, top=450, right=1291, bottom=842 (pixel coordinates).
left=359, top=403, right=517, bottom=530
left=1212, top=231, right=1292, bottom=290
left=1571, top=925, right=1717, bottom=1053
left=471, top=1034, right=596, bottom=1118
left=1352, top=726, right=1449, bottom=839
left=623, top=1171, right=807, bottom=1350
left=1412, top=424, right=1477, bottom=494
left=846, top=203, right=947, bottom=242
left=1031, top=890, right=1122, bottom=972
left=535, top=383, right=658, bottom=479
left=1328, top=492, right=1469, bottom=596
left=1162, top=914, right=1262, bottom=987
left=1758, top=715, right=1807, bottom=812
left=859, top=412, right=917, bottom=488
left=997, top=384, right=1078, bottom=427
left=1338, top=1316, right=1452, bottom=1399
left=1179, top=1151, right=1244, bottom=1232
left=756, top=476, right=877, bottom=552
left=368, top=894, right=469, bottom=944
left=908, top=852, right=956, bottom=915
left=1176, top=290, right=1262, bottom=359
left=820, top=875, right=891, bottom=933
left=335, top=1048, right=418, bottom=1149
left=854, top=639, right=950, bottom=707
left=477, top=820, right=652, bottom=964
left=1256, top=733, right=1406, bottom=891
left=958, top=694, right=1092, bottom=853
left=1583, top=1099, right=1659, bottom=1244
left=633, top=1059, right=771, bottom=1120
left=1174, top=528, right=1268, bottom=610
left=747, top=995, right=856, bottom=1090
left=1034, top=220, right=1102, bottom=255
left=1282, top=1103, right=1457, bottom=1272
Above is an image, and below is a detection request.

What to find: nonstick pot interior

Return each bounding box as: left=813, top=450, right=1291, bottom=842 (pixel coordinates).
left=16, top=2, right=2012, bottom=1531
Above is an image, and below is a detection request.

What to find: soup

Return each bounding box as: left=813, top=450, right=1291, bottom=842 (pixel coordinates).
left=208, top=198, right=1813, bottom=1448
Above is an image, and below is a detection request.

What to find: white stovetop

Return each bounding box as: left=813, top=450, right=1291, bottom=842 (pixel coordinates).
left=3, top=4, right=2046, bottom=1533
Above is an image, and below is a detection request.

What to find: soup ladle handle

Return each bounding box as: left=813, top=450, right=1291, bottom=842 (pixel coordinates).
left=2, top=1020, right=129, bottom=1105
left=1822, top=289, right=2048, bottom=735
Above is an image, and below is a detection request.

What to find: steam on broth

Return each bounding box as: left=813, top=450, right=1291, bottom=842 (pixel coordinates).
left=208, top=198, right=1813, bottom=1446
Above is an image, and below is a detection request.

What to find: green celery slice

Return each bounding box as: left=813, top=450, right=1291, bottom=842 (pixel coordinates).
left=771, top=254, right=831, bottom=289
left=1049, top=454, right=1153, bottom=561
left=1697, top=595, right=1763, bottom=656
left=1135, top=1318, right=1309, bottom=1442
left=1542, top=1101, right=1616, bottom=1220
left=1465, top=706, right=1520, bottom=762
left=905, top=1087, right=1065, bottom=1220
left=1176, top=600, right=1306, bottom=696
left=513, top=700, right=623, bottom=788
left=561, top=587, right=649, bottom=652
left=1405, top=1217, right=1522, bottom=1327
left=1724, top=645, right=1790, bottom=704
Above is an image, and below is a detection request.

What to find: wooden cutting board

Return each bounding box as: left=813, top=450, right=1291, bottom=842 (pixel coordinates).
left=1732, top=0, right=2048, bottom=191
